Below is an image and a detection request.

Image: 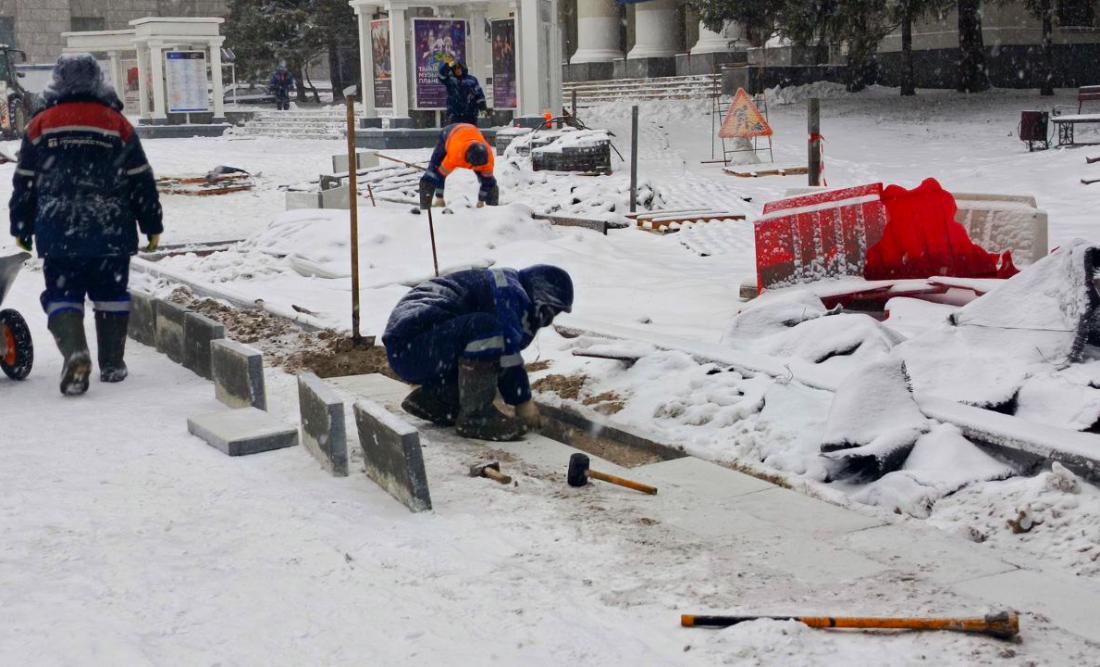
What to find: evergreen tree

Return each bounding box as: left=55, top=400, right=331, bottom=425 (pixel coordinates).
left=1024, top=0, right=1055, bottom=95
left=890, top=0, right=953, bottom=96
left=690, top=0, right=785, bottom=47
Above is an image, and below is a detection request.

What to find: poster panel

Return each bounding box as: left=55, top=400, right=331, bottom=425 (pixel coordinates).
left=370, top=18, right=393, bottom=108
left=412, top=18, right=467, bottom=110
left=165, top=51, right=209, bottom=113
left=490, top=19, right=517, bottom=110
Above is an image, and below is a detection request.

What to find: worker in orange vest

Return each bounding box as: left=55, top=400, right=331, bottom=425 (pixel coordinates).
left=416, top=123, right=499, bottom=213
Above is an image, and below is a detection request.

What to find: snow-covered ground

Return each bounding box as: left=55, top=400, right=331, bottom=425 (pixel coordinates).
left=3, top=84, right=1100, bottom=663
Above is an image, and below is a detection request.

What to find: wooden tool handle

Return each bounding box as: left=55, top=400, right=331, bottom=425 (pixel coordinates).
left=588, top=470, right=657, bottom=495
left=483, top=467, right=512, bottom=485
left=682, top=613, right=1019, bottom=640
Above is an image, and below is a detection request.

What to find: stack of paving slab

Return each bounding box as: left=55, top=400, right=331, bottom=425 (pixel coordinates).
left=285, top=150, right=381, bottom=211
left=235, top=109, right=347, bottom=140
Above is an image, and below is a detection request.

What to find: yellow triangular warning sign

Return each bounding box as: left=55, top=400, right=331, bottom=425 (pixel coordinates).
left=719, top=88, right=773, bottom=139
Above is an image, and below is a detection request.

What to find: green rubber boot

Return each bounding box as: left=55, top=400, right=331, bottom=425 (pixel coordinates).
left=49, top=311, right=92, bottom=396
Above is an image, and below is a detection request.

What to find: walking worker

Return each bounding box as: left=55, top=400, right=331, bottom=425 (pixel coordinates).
left=9, top=54, right=163, bottom=396
left=382, top=265, right=574, bottom=442
left=438, top=58, right=487, bottom=126
left=417, top=122, right=499, bottom=212
left=269, top=63, right=295, bottom=111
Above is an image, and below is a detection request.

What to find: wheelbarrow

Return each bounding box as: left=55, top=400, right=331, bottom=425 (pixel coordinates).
left=0, top=252, right=33, bottom=380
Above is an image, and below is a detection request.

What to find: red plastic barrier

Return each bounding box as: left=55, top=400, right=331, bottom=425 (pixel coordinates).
left=865, top=178, right=1017, bottom=280
left=755, top=183, right=888, bottom=290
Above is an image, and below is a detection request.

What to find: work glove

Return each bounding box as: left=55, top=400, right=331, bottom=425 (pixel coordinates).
left=477, top=201, right=485, bottom=209
left=145, top=234, right=161, bottom=253
left=14, top=236, right=31, bottom=252
left=516, top=401, right=542, bottom=430
left=482, top=184, right=500, bottom=207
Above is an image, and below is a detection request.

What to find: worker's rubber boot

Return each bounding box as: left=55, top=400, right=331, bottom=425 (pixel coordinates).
left=456, top=358, right=525, bottom=441
left=402, top=383, right=459, bottom=426
left=95, top=311, right=129, bottom=383
left=48, top=311, right=92, bottom=396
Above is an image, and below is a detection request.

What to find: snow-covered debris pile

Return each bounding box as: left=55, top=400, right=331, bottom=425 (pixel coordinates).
left=899, top=239, right=1100, bottom=416
left=820, top=359, right=930, bottom=481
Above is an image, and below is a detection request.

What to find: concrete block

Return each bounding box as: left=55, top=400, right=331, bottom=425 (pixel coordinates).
left=182, top=312, right=226, bottom=380
left=154, top=299, right=189, bottom=364
left=354, top=399, right=432, bottom=513
left=952, top=569, right=1100, bottom=642
left=286, top=190, right=322, bottom=210
left=298, top=373, right=349, bottom=477
left=634, top=457, right=773, bottom=501
left=211, top=339, right=267, bottom=410
left=332, top=150, right=379, bottom=173
left=731, top=487, right=886, bottom=538
left=319, top=183, right=351, bottom=210
left=128, top=290, right=157, bottom=346
left=187, top=408, right=298, bottom=457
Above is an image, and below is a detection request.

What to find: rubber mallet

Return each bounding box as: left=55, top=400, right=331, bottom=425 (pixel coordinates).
left=567, top=453, right=657, bottom=495
left=681, top=611, right=1019, bottom=640
left=469, top=461, right=512, bottom=485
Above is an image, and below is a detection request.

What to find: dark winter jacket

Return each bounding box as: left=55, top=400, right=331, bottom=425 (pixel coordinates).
left=438, top=61, right=486, bottom=125
left=9, top=84, right=163, bottom=257
left=269, top=69, right=295, bottom=95
left=383, top=266, right=574, bottom=405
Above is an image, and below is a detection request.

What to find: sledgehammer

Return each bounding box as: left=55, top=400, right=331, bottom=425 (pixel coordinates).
left=567, top=453, right=657, bottom=495
left=469, top=461, right=512, bottom=485
left=681, top=611, right=1019, bottom=640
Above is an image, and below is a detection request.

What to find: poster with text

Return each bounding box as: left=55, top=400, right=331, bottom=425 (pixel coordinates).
left=121, top=58, right=140, bottom=112
left=165, top=51, right=209, bottom=113
left=491, top=19, right=517, bottom=110
left=412, top=18, right=466, bottom=109
left=370, top=19, right=393, bottom=108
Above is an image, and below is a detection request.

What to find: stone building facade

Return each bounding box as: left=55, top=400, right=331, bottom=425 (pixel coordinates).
left=0, top=0, right=226, bottom=64
left=559, top=0, right=1100, bottom=89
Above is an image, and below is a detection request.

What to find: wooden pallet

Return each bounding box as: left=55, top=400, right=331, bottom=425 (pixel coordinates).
left=157, top=173, right=255, bottom=196
left=626, top=209, right=746, bottom=234
left=724, top=165, right=808, bottom=178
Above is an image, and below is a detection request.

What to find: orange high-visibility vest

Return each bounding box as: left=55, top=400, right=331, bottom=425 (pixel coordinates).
left=440, top=124, right=495, bottom=178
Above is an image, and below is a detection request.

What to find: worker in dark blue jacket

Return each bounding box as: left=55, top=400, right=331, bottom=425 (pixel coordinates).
left=9, top=54, right=163, bottom=396
left=269, top=64, right=295, bottom=110
left=383, top=265, right=574, bottom=441
left=438, top=59, right=487, bottom=126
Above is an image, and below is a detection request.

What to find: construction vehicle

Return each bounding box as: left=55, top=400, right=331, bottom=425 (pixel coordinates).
left=0, top=46, right=34, bottom=139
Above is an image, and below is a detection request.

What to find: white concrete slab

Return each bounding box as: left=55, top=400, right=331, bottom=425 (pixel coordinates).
left=834, top=524, right=1019, bottom=586
left=481, top=432, right=627, bottom=480
left=633, top=456, right=774, bottom=500
left=952, top=569, right=1100, bottom=643
left=733, top=534, right=891, bottom=585
left=328, top=373, right=410, bottom=409
left=187, top=408, right=298, bottom=457
left=731, top=487, right=886, bottom=538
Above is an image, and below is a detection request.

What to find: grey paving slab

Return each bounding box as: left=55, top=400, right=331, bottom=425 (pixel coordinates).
left=490, top=433, right=626, bottom=480
left=633, top=457, right=774, bottom=501
left=298, top=373, right=348, bottom=477
left=187, top=408, right=299, bottom=457
left=154, top=299, right=189, bottom=364
left=952, top=569, right=1100, bottom=643
left=211, top=339, right=267, bottom=410
left=732, top=533, right=891, bottom=585
left=731, top=487, right=887, bottom=539
left=128, top=290, right=157, bottom=347
left=182, top=312, right=225, bottom=380
left=354, top=399, right=432, bottom=513
left=328, top=373, right=410, bottom=409
left=834, top=524, right=1018, bottom=586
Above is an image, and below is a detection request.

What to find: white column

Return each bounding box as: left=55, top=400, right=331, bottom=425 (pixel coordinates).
left=388, top=2, right=410, bottom=118
left=691, top=20, right=749, bottom=54
left=627, top=0, right=679, bottom=59
left=355, top=4, right=377, bottom=117
left=468, top=8, right=488, bottom=82
left=149, top=43, right=167, bottom=120
left=210, top=39, right=225, bottom=120
left=137, top=46, right=150, bottom=119
left=518, top=0, right=541, bottom=116
left=107, top=51, right=121, bottom=92
left=570, top=0, right=621, bottom=64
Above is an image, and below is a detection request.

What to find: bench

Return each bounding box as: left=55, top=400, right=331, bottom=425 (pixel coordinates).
left=1078, top=85, right=1100, bottom=113
left=1051, top=113, right=1100, bottom=146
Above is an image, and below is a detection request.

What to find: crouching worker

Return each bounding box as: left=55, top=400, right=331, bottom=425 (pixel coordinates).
left=8, top=54, right=163, bottom=396
left=417, top=123, right=499, bottom=212
left=383, top=265, right=573, bottom=441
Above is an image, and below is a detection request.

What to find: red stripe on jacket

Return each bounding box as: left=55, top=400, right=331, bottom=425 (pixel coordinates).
left=26, top=102, right=134, bottom=144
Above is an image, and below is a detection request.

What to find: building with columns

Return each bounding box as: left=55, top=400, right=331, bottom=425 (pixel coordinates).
left=558, top=0, right=1100, bottom=90
left=0, top=1, right=226, bottom=65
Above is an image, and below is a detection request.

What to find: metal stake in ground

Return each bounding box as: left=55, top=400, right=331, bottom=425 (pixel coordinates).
left=630, top=105, right=639, bottom=213
left=808, top=98, right=822, bottom=187
left=426, top=204, right=440, bottom=277
left=345, top=85, right=364, bottom=347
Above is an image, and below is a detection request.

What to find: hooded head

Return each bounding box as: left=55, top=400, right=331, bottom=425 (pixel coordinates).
left=518, top=265, right=574, bottom=329
left=43, top=53, right=115, bottom=107
left=452, top=60, right=467, bottom=78
left=465, top=142, right=489, bottom=167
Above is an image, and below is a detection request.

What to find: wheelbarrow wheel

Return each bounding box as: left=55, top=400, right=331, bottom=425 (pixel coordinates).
left=0, top=309, right=33, bottom=380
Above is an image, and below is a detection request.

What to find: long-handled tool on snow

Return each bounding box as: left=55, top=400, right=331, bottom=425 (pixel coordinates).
left=426, top=204, right=440, bottom=277
left=377, top=153, right=428, bottom=172
left=344, top=85, right=365, bottom=347
left=681, top=611, right=1019, bottom=640
left=1083, top=177, right=1100, bottom=185
left=469, top=461, right=512, bottom=485
left=567, top=453, right=657, bottom=495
